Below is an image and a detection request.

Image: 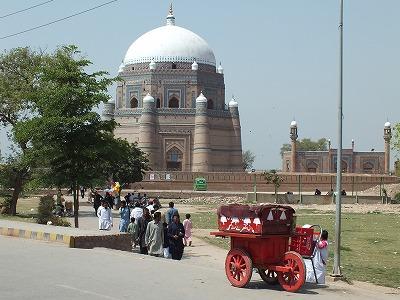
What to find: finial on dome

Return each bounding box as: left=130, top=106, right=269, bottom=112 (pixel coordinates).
left=191, top=59, right=198, bottom=70
left=217, top=62, right=224, bottom=74
left=166, top=3, right=175, bottom=26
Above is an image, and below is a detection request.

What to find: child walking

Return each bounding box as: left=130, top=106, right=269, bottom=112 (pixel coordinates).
left=127, top=217, right=138, bottom=250
left=183, top=213, right=193, bottom=247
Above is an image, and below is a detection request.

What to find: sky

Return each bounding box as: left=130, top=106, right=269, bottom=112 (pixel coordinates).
left=0, top=0, right=399, bottom=169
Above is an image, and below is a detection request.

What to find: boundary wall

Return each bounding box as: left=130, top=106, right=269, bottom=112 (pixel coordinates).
left=132, top=171, right=399, bottom=194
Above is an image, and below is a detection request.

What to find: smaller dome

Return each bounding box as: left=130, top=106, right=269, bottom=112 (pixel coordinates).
left=229, top=96, right=238, bottom=108
left=385, top=121, right=391, bottom=127
left=217, top=62, right=224, bottom=74
left=196, top=92, right=207, bottom=103
left=118, top=63, right=124, bottom=73
left=143, top=93, right=155, bottom=103
left=191, top=60, right=198, bottom=70
left=290, top=120, right=297, bottom=127
left=149, top=60, right=156, bottom=70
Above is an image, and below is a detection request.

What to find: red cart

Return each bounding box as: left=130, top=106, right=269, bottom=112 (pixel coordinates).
left=211, top=204, right=318, bottom=292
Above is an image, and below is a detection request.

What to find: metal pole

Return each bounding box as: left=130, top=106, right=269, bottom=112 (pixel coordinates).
left=333, top=0, right=344, bottom=277
left=254, top=173, right=257, bottom=202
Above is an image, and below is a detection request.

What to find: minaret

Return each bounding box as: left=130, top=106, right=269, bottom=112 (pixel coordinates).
left=229, top=96, right=242, bottom=170
left=139, top=93, right=158, bottom=169
left=384, top=122, right=392, bottom=174
left=192, top=92, right=210, bottom=172
left=290, top=120, right=298, bottom=172
left=102, top=99, right=115, bottom=121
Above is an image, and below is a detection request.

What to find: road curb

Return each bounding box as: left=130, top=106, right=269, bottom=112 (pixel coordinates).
left=0, top=226, right=72, bottom=245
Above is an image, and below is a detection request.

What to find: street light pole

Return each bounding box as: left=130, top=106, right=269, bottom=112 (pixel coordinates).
left=333, top=0, right=344, bottom=277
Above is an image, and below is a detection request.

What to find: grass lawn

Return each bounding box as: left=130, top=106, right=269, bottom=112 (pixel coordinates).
left=191, top=210, right=400, bottom=289
left=0, top=196, right=40, bottom=222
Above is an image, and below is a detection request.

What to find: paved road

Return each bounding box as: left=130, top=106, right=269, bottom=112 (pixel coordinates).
left=1, top=236, right=399, bottom=300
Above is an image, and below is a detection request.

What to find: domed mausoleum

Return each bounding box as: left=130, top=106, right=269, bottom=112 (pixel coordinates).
left=103, top=6, right=242, bottom=172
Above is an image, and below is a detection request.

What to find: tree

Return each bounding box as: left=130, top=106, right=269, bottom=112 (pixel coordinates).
left=263, top=169, right=283, bottom=203
left=99, top=139, right=149, bottom=197
left=0, top=47, right=45, bottom=215
left=242, top=150, right=256, bottom=170
left=280, top=138, right=328, bottom=157
left=15, top=45, right=149, bottom=227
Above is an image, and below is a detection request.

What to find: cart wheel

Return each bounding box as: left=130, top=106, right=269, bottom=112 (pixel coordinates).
left=277, top=251, right=306, bottom=292
left=225, top=248, right=253, bottom=288
left=258, top=268, right=278, bottom=285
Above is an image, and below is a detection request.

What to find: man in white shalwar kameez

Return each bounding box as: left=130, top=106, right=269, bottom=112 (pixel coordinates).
left=97, top=201, right=113, bottom=230
left=145, top=211, right=164, bottom=256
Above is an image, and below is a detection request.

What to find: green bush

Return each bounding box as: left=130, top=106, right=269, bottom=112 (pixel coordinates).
left=393, top=192, right=400, bottom=204
left=0, top=196, right=12, bottom=214
left=37, top=195, right=54, bottom=224
left=51, top=216, right=71, bottom=227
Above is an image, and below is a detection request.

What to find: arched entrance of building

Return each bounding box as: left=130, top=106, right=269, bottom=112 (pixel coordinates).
left=168, top=97, right=179, bottom=108
left=130, top=97, right=138, bottom=108
left=166, top=147, right=183, bottom=171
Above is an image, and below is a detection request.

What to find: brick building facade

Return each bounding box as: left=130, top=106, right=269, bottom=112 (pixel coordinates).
left=282, top=121, right=392, bottom=174
left=103, top=6, right=242, bottom=172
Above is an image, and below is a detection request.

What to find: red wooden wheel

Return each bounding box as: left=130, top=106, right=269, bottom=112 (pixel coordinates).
left=258, top=268, right=278, bottom=285
left=277, top=251, right=306, bottom=292
left=225, top=248, right=253, bottom=288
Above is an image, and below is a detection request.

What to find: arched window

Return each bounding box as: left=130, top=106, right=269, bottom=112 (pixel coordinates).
left=363, top=162, right=374, bottom=173
left=168, top=97, right=179, bottom=108
left=172, top=62, right=177, bottom=69
left=130, top=97, right=138, bottom=108
left=166, top=147, right=183, bottom=171
left=207, top=98, right=214, bottom=109
left=156, top=98, right=161, bottom=108
left=307, top=161, right=318, bottom=173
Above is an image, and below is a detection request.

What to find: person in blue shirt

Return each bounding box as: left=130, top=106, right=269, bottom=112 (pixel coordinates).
left=119, top=200, right=130, bottom=232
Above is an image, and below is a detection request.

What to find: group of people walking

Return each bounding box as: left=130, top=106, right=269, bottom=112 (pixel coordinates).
left=96, top=198, right=192, bottom=261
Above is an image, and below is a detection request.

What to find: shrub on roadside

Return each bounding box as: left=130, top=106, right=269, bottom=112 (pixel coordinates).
left=393, top=192, right=400, bottom=204
left=37, top=195, right=54, bottom=224
left=51, top=216, right=71, bottom=227
left=0, top=196, right=12, bottom=215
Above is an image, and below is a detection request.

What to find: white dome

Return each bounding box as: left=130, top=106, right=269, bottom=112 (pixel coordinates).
left=229, top=96, right=238, bottom=108
left=196, top=92, right=207, bottom=103
left=123, top=20, right=216, bottom=66
left=191, top=60, right=198, bottom=70
left=384, top=121, right=391, bottom=127
left=290, top=120, right=297, bottom=127
left=143, top=93, right=155, bottom=103
left=217, top=63, right=224, bottom=74
left=149, top=60, right=156, bottom=70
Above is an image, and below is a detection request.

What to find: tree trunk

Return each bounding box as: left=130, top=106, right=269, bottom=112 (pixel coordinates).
left=10, top=175, right=23, bottom=215
left=73, top=182, right=79, bottom=228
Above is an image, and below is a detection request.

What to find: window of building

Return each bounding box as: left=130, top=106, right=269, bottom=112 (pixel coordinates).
left=130, top=97, right=138, bottom=108
left=166, top=147, right=183, bottom=171
left=307, top=161, right=318, bottom=173
left=363, top=162, right=374, bottom=173
left=172, top=62, right=177, bottom=69
left=207, top=98, right=214, bottom=109
left=168, top=97, right=179, bottom=108
left=156, top=98, right=161, bottom=108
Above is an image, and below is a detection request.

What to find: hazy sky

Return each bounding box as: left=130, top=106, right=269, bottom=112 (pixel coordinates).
left=1, top=0, right=399, bottom=169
